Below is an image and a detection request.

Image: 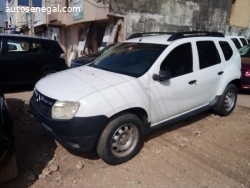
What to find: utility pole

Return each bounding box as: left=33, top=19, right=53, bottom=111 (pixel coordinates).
left=29, top=0, right=34, bottom=35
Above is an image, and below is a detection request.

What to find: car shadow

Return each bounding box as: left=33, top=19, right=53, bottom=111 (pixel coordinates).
left=144, top=110, right=212, bottom=142
left=70, top=110, right=213, bottom=162
left=238, top=89, right=250, bottom=95
left=1, top=98, right=57, bottom=188
left=1, top=85, right=34, bottom=94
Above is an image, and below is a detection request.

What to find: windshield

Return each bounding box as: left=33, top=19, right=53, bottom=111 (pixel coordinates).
left=239, top=44, right=250, bottom=57
left=89, top=43, right=167, bottom=77
left=95, top=44, right=116, bottom=56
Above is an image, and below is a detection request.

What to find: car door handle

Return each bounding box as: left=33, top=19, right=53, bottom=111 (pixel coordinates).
left=188, top=80, right=197, bottom=85
left=218, top=71, right=224, bottom=75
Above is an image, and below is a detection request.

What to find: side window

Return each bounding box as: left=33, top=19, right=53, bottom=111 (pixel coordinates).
left=160, top=43, right=193, bottom=78
left=197, top=41, right=221, bottom=69
left=240, top=38, right=247, bottom=46
left=6, top=39, right=41, bottom=54
left=230, top=38, right=241, bottom=49
left=219, top=41, right=233, bottom=61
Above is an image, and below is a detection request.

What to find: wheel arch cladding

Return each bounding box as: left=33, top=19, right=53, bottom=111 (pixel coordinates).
left=228, top=79, right=241, bottom=90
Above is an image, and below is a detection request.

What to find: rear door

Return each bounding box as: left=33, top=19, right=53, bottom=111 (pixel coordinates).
left=194, top=39, right=225, bottom=104
left=1, top=37, right=30, bottom=84
left=24, top=39, right=47, bottom=82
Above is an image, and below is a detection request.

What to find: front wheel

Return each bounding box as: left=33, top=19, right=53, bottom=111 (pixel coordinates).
left=214, top=84, right=237, bottom=116
left=97, top=113, right=144, bottom=165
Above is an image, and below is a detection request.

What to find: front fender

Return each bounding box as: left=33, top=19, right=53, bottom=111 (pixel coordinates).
left=75, top=76, right=151, bottom=121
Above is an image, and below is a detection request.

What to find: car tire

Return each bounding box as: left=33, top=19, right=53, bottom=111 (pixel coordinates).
left=214, top=84, right=237, bottom=116
left=97, top=113, right=144, bottom=165
left=41, top=70, right=56, bottom=78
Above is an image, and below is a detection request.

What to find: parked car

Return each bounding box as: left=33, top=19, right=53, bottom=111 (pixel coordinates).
left=239, top=44, right=250, bottom=89
left=0, top=34, right=68, bottom=86
left=70, top=43, right=117, bottom=68
left=225, top=36, right=248, bottom=49
left=30, top=31, right=241, bottom=165
left=0, top=89, right=14, bottom=170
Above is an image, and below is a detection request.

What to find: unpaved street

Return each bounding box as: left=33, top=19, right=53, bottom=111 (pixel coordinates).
left=1, top=88, right=250, bottom=188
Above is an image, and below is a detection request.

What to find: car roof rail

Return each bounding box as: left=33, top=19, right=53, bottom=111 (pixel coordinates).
left=126, top=31, right=224, bottom=41
left=167, top=31, right=224, bottom=41
left=126, top=32, right=174, bottom=40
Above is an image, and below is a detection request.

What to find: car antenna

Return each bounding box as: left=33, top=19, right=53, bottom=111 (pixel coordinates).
left=139, top=37, right=143, bottom=42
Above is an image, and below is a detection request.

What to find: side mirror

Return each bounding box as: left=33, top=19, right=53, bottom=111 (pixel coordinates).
left=153, top=70, right=172, bottom=81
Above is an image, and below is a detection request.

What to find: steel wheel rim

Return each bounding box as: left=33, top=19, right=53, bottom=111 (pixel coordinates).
left=224, top=90, right=235, bottom=111
left=110, top=123, right=138, bottom=157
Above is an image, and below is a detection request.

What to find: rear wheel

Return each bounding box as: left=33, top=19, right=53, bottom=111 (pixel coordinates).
left=214, top=84, right=237, bottom=116
left=97, top=113, right=144, bottom=165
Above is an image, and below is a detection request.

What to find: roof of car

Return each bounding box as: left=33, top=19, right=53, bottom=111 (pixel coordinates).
left=0, top=34, right=55, bottom=41
left=125, top=31, right=225, bottom=45
left=125, top=35, right=173, bottom=45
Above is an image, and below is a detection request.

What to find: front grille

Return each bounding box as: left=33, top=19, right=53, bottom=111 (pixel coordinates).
left=32, top=90, right=56, bottom=118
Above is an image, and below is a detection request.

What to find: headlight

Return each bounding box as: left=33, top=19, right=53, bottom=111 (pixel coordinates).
left=52, top=101, right=80, bottom=119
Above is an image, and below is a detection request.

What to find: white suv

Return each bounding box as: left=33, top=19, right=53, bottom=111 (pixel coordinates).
left=225, top=36, right=249, bottom=49
left=30, top=32, right=241, bottom=165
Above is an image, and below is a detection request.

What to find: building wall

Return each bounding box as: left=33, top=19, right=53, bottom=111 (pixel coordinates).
left=55, top=0, right=109, bottom=26
left=229, top=0, right=250, bottom=29
left=109, top=0, right=250, bottom=38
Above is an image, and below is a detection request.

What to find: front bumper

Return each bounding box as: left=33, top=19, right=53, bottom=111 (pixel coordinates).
left=29, top=97, right=108, bottom=152
left=241, top=75, right=250, bottom=90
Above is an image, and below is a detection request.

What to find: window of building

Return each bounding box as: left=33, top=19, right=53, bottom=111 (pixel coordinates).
left=197, top=41, right=221, bottom=69
left=219, top=41, right=233, bottom=61
left=160, top=43, right=193, bottom=78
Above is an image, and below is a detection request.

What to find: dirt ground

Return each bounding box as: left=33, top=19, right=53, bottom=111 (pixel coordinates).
left=1, top=87, right=250, bottom=188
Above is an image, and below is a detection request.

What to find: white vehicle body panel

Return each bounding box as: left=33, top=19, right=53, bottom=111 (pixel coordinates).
left=76, top=74, right=151, bottom=119
left=35, top=66, right=134, bottom=101
left=225, top=36, right=249, bottom=48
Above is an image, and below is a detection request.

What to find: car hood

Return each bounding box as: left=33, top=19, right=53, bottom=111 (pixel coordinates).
left=241, top=57, right=250, bottom=70
left=35, top=66, right=134, bottom=101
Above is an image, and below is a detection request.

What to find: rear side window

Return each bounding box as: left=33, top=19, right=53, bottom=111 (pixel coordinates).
left=240, top=38, right=247, bottom=46
left=219, top=41, right=233, bottom=61
left=160, top=43, right=193, bottom=78
left=197, top=41, right=221, bottom=69
left=230, top=38, right=241, bottom=49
